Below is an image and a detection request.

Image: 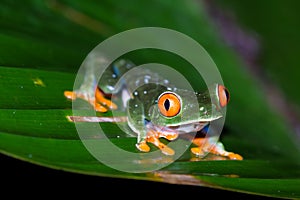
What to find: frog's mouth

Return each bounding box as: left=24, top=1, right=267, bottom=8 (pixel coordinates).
left=167, top=122, right=209, bottom=134
left=148, top=121, right=209, bottom=134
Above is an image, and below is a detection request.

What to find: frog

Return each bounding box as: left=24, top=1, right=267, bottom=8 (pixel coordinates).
left=64, top=58, right=243, bottom=160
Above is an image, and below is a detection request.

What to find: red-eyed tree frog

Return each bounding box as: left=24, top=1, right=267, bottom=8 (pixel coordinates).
left=65, top=59, right=243, bottom=160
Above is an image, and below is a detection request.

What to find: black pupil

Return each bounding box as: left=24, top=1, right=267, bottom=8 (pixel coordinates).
left=164, top=99, right=170, bottom=111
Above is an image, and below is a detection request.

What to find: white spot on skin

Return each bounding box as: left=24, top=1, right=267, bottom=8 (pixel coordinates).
left=107, top=85, right=115, bottom=91
left=134, top=91, right=138, bottom=96
left=143, top=90, right=147, bottom=94
left=122, top=89, right=131, bottom=108
left=112, top=74, right=117, bottom=78
left=135, top=79, right=140, bottom=86
left=134, top=104, right=138, bottom=108
left=200, top=107, right=204, bottom=111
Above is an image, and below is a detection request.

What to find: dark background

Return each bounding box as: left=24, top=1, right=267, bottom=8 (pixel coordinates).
left=0, top=153, right=281, bottom=199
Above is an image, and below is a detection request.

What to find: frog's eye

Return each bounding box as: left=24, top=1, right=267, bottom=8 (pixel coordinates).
left=218, top=85, right=230, bottom=107
left=157, top=92, right=181, bottom=117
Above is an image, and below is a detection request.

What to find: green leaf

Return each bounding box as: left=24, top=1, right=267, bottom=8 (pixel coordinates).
left=0, top=0, right=299, bottom=199
left=215, top=0, right=300, bottom=110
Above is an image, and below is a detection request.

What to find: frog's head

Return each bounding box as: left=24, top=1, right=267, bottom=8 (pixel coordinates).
left=149, top=83, right=230, bottom=131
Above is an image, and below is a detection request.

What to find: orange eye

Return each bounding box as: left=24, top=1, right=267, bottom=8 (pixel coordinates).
left=218, top=85, right=230, bottom=107
left=157, top=92, right=181, bottom=117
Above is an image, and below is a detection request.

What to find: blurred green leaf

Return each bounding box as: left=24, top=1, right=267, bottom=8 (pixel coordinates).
left=215, top=0, right=300, bottom=124
left=0, top=0, right=299, bottom=199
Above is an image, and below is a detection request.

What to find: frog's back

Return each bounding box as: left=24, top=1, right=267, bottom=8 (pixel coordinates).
left=98, top=59, right=135, bottom=94
left=98, top=59, right=174, bottom=96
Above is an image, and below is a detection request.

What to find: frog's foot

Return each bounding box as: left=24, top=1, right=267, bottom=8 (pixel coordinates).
left=64, top=90, right=108, bottom=112
left=191, top=137, right=243, bottom=160
left=136, top=132, right=175, bottom=155
left=135, top=129, right=178, bottom=155
left=95, top=88, right=118, bottom=110
left=147, top=136, right=175, bottom=156
left=209, top=144, right=243, bottom=160
left=64, top=88, right=117, bottom=112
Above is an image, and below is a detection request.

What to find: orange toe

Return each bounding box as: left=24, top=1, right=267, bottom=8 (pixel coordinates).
left=228, top=153, right=243, bottom=160
left=160, top=132, right=178, bottom=141
left=94, top=103, right=108, bottom=112
left=136, top=142, right=150, bottom=152
left=64, top=91, right=77, bottom=100
left=160, top=145, right=175, bottom=156
left=190, top=147, right=205, bottom=157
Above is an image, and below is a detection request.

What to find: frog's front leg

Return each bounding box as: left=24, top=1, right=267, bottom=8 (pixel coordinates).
left=191, top=137, right=243, bottom=160
left=132, top=119, right=178, bottom=156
